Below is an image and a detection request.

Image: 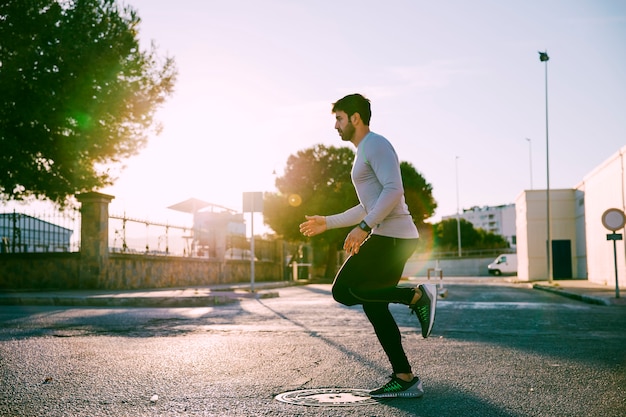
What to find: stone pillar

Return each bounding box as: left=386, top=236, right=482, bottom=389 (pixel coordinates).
left=77, top=192, right=114, bottom=289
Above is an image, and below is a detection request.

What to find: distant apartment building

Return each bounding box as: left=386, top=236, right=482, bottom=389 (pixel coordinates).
left=442, top=204, right=516, bottom=248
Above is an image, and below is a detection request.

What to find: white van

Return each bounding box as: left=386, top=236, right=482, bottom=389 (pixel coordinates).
left=488, top=254, right=517, bottom=276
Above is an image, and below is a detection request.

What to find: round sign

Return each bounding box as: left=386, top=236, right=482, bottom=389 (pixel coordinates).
left=601, top=208, right=626, bottom=231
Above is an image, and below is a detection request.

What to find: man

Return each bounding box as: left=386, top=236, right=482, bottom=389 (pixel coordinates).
left=299, top=93, right=437, bottom=399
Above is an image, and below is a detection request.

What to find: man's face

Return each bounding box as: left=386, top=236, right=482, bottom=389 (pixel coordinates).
left=334, top=111, right=355, bottom=142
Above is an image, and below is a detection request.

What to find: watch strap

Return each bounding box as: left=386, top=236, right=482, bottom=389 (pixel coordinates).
left=358, top=220, right=371, bottom=232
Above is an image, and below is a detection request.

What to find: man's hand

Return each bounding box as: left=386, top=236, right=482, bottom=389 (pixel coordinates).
left=299, top=215, right=327, bottom=237
left=343, top=227, right=369, bottom=255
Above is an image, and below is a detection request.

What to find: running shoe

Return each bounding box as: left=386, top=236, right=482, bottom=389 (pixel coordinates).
left=369, top=376, right=424, bottom=399
left=410, top=283, right=437, bottom=338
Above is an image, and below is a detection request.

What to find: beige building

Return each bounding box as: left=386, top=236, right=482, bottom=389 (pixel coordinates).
left=515, top=146, right=626, bottom=286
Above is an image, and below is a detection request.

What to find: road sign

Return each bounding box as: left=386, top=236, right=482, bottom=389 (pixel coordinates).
left=242, top=192, right=263, bottom=292
left=601, top=208, right=624, bottom=299
left=602, top=208, right=625, bottom=231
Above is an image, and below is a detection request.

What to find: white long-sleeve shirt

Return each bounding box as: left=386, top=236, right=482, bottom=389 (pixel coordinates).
left=325, top=132, right=419, bottom=239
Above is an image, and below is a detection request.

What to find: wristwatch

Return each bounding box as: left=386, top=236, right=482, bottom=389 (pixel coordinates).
left=358, top=220, right=371, bottom=232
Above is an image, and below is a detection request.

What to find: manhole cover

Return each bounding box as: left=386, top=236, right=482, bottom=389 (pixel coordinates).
left=275, top=388, right=377, bottom=407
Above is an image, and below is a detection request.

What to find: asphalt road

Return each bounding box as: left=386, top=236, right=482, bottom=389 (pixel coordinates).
left=0, top=282, right=625, bottom=417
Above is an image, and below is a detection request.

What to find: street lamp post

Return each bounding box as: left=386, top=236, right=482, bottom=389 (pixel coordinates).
left=455, top=156, right=462, bottom=257
left=526, top=138, right=533, bottom=189
left=539, top=50, right=552, bottom=282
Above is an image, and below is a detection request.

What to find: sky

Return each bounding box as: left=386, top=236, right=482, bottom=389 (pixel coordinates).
left=68, top=0, right=626, bottom=232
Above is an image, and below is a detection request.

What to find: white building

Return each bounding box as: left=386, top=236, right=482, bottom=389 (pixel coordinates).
left=168, top=198, right=245, bottom=259
left=443, top=204, right=517, bottom=248
left=515, top=146, right=626, bottom=286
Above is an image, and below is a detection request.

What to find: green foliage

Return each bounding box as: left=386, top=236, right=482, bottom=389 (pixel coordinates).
left=264, top=146, right=437, bottom=240
left=0, top=0, right=177, bottom=205
left=264, top=144, right=357, bottom=246
left=401, top=161, right=437, bottom=227
left=264, top=144, right=357, bottom=277
left=264, top=144, right=437, bottom=276
left=434, top=218, right=509, bottom=251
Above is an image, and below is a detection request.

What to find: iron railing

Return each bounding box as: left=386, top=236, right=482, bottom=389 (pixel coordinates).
left=424, top=248, right=515, bottom=259
left=108, top=213, right=279, bottom=261
left=1, top=210, right=280, bottom=261
left=0, top=210, right=81, bottom=253
left=109, top=213, right=192, bottom=256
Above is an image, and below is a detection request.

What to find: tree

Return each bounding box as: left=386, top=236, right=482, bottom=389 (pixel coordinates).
left=264, top=144, right=358, bottom=276
left=0, top=0, right=177, bottom=205
left=264, top=144, right=436, bottom=277
left=401, top=161, right=437, bottom=228
left=433, top=218, right=509, bottom=252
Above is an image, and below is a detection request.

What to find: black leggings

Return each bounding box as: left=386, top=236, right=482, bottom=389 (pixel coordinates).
left=332, top=235, right=418, bottom=375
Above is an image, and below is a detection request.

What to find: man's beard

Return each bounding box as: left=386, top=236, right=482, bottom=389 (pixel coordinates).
left=339, top=122, right=355, bottom=142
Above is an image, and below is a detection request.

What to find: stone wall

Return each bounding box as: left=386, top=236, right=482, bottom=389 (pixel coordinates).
left=0, top=250, right=508, bottom=290
left=0, top=192, right=284, bottom=290
left=105, top=254, right=282, bottom=289
left=0, top=252, right=80, bottom=289
left=0, top=253, right=283, bottom=290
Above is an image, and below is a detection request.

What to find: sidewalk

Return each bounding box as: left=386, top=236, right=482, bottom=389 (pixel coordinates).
left=531, top=279, right=626, bottom=306
left=411, top=276, right=626, bottom=306
left=0, top=280, right=312, bottom=308
left=0, top=278, right=623, bottom=307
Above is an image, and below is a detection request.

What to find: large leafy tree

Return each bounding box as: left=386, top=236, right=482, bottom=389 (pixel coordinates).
left=0, top=0, right=177, bottom=205
left=264, top=144, right=436, bottom=277
left=264, top=144, right=357, bottom=275
left=401, top=161, right=437, bottom=228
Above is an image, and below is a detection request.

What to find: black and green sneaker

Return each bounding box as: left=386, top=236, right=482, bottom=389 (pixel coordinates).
left=369, top=376, right=424, bottom=399
left=410, top=283, right=437, bottom=338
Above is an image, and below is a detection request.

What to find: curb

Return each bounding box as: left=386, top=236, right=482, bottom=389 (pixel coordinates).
left=533, top=284, right=610, bottom=306
left=0, top=291, right=280, bottom=308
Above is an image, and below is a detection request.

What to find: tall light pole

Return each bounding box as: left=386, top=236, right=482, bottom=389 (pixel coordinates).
left=455, top=156, right=462, bottom=257
left=539, top=50, right=552, bottom=282
left=526, top=138, right=533, bottom=189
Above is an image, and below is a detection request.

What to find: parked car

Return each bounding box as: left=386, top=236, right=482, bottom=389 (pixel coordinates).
left=488, top=254, right=517, bottom=276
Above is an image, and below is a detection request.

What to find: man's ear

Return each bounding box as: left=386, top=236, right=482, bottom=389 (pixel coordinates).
left=350, top=112, right=361, bottom=125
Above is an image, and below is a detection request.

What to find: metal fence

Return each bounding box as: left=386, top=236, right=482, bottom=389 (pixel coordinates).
left=225, top=234, right=279, bottom=262
left=108, top=213, right=192, bottom=256
left=428, top=248, right=515, bottom=259
left=0, top=210, right=81, bottom=253
left=0, top=209, right=280, bottom=261
left=108, top=213, right=280, bottom=261
left=1, top=208, right=509, bottom=262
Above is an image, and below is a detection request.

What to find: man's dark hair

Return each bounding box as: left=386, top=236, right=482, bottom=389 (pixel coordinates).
left=332, top=93, right=371, bottom=126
